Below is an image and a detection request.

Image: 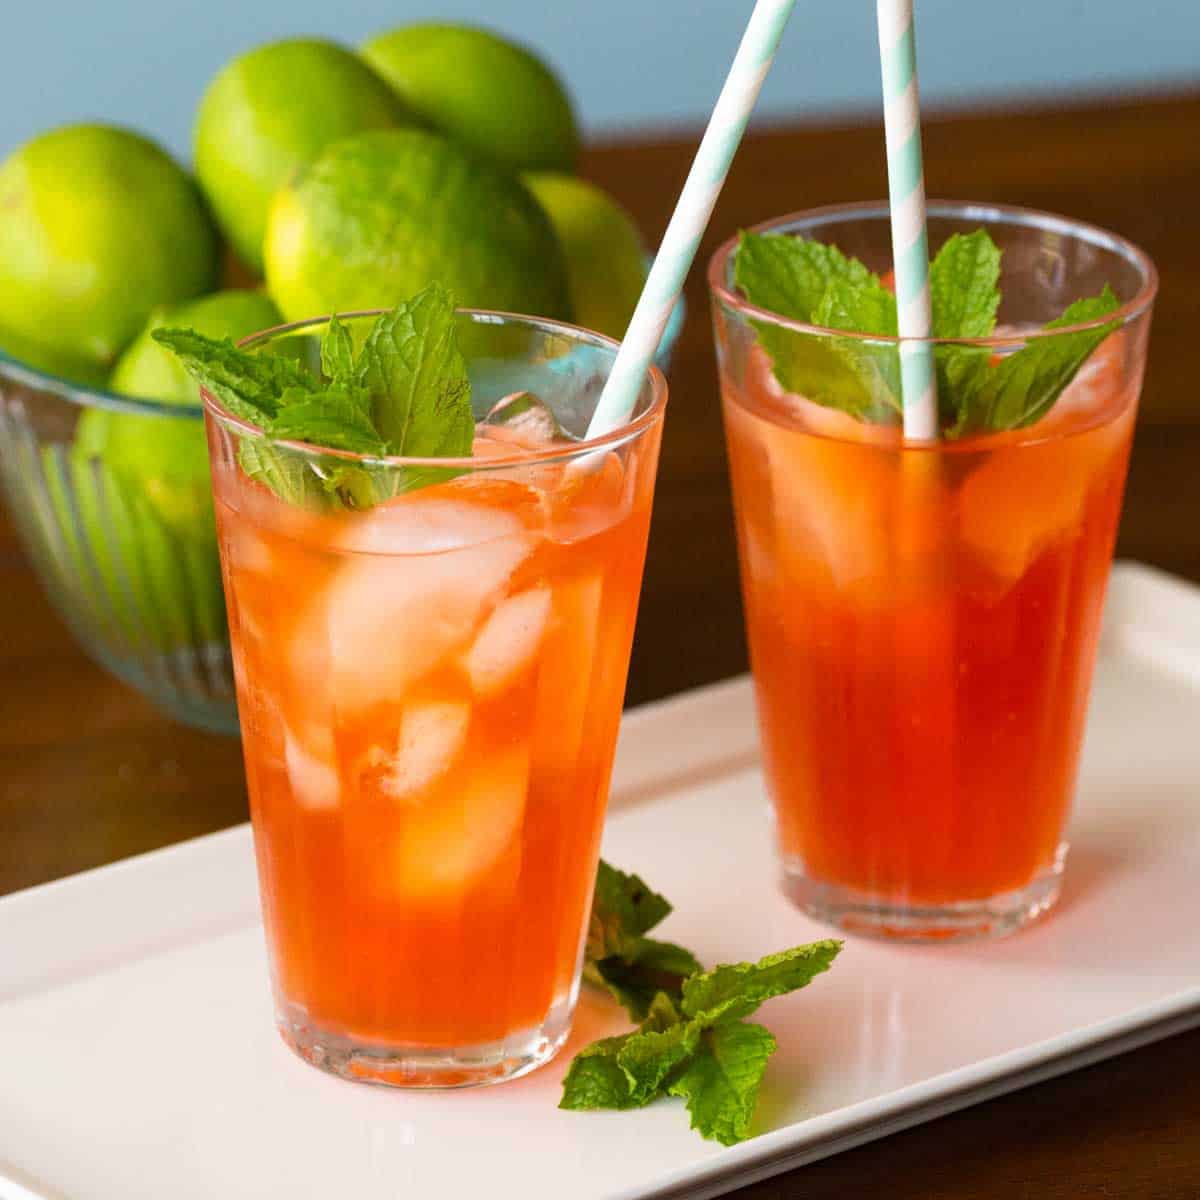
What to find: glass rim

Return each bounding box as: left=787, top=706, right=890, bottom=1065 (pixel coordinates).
left=707, top=199, right=1159, bottom=346
left=203, top=307, right=668, bottom=469
left=0, top=345, right=207, bottom=420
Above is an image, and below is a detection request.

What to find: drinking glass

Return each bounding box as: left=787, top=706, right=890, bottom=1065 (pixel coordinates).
left=206, top=310, right=666, bottom=1085
left=709, top=201, right=1156, bottom=940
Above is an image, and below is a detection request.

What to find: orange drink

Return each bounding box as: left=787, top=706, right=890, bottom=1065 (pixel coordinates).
left=709, top=203, right=1156, bottom=939
left=205, top=312, right=665, bottom=1084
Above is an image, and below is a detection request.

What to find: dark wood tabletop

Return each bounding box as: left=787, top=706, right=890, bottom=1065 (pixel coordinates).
left=2, top=89, right=1198, bottom=1195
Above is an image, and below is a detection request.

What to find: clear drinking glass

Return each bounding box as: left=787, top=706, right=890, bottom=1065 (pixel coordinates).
left=709, top=201, right=1156, bottom=941
left=206, top=310, right=666, bottom=1086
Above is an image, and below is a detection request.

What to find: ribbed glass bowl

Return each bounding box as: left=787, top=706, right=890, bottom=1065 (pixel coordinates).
left=0, top=294, right=684, bottom=736
left=0, top=350, right=238, bottom=732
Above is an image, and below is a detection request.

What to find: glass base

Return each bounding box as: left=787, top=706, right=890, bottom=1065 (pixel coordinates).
left=782, top=848, right=1066, bottom=943
left=275, top=995, right=574, bottom=1089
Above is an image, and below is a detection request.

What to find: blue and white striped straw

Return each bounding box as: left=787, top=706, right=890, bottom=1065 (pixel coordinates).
left=877, top=0, right=938, bottom=441
left=585, top=0, right=797, bottom=440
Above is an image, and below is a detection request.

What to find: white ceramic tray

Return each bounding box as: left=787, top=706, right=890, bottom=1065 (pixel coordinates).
left=2, top=562, right=1198, bottom=1200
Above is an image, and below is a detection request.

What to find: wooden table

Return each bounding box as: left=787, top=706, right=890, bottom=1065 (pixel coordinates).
left=2, top=90, right=1198, bottom=1195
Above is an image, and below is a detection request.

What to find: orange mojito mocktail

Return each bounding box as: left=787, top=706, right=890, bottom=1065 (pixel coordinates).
left=202, top=309, right=665, bottom=1084
left=710, top=203, right=1156, bottom=939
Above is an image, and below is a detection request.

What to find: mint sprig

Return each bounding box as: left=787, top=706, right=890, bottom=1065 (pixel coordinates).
left=153, top=283, right=475, bottom=508
left=566, top=859, right=841, bottom=1146
left=735, top=228, right=1120, bottom=436
left=583, top=861, right=702, bottom=1021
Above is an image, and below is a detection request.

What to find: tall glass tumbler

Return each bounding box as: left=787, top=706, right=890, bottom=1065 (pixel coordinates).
left=709, top=202, right=1156, bottom=941
left=206, top=311, right=666, bottom=1085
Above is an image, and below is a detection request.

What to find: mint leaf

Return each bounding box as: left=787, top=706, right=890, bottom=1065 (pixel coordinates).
left=734, top=231, right=900, bottom=422
left=814, top=276, right=897, bottom=338
left=321, top=314, right=356, bottom=386
left=356, top=283, right=474, bottom=458
left=930, top=230, right=1001, bottom=338
left=734, top=228, right=1120, bottom=437
left=584, top=860, right=701, bottom=1020
left=617, top=1018, right=701, bottom=1105
left=151, top=327, right=315, bottom=423
left=589, top=940, right=703, bottom=1022
left=236, top=437, right=326, bottom=509
left=966, top=286, right=1121, bottom=432
left=269, top=388, right=387, bottom=456
left=559, top=1035, right=644, bottom=1112
left=680, top=941, right=842, bottom=1025
left=734, top=232, right=876, bottom=323
left=667, top=1021, right=778, bottom=1146
left=588, top=861, right=673, bottom=954
left=566, top=857, right=842, bottom=1148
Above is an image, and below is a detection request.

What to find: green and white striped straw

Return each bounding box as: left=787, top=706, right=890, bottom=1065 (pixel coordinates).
left=585, top=0, right=797, bottom=440
left=877, top=0, right=939, bottom=441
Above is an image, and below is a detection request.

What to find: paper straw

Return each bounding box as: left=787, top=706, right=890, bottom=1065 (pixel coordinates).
left=585, top=0, right=796, bottom=440
left=877, top=0, right=938, bottom=440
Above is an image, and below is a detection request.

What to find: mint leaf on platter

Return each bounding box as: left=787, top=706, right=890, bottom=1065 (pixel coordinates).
left=667, top=1020, right=778, bottom=1146
left=565, top=861, right=842, bottom=1145
left=680, top=941, right=842, bottom=1025
left=559, top=1036, right=647, bottom=1112
left=583, top=861, right=701, bottom=1020
left=734, top=228, right=1121, bottom=437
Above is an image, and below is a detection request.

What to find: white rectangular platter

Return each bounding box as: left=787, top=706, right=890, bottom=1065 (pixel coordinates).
left=1, top=561, right=1198, bottom=1200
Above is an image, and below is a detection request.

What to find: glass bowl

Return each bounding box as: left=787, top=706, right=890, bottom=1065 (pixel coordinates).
left=0, top=350, right=237, bottom=733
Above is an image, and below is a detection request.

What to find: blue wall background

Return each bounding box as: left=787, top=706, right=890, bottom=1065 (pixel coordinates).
left=3, top=0, right=1197, bottom=159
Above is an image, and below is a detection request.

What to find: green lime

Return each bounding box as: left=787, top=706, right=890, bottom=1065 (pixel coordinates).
left=524, top=173, right=647, bottom=339
left=361, top=23, right=578, bottom=173
left=264, top=127, right=571, bottom=323
left=194, top=38, right=410, bottom=275
left=110, top=289, right=284, bottom=407
left=0, top=124, right=218, bottom=374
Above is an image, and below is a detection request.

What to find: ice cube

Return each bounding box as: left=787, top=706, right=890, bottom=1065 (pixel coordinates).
left=462, top=587, right=551, bottom=697
left=481, top=391, right=572, bottom=446
left=392, top=746, right=529, bottom=895
left=765, top=429, right=901, bottom=591
left=959, top=414, right=1130, bottom=583
left=333, top=490, right=527, bottom=555
left=284, top=725, right=340, bottom=810
left=308, top=533, right=533, bottom=717
left=380, top=701, right=471, bottom=800
left=530, top=572, right=604, bottom=773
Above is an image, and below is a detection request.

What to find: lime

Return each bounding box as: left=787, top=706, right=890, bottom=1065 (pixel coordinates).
left=110, top=289, right=283, bottom=407
left=0, top=124, right=218, bottom=374
left=524, top=173, right=647, bottom=339
left=194, top=38, right=410, bottom=275
left=264, top=128, right=571, bottom=323
left=361, top=23, right=578, bottom=173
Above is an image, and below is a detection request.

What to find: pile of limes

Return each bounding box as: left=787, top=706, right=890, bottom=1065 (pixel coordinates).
left=0, top=24, right=649, bottom=663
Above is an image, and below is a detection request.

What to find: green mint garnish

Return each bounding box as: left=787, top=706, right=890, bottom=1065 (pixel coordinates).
left=152, top=283, right=475, bottom=508
left=582, top=861, right=702, bottom=1021
left=565, top=859, right=841, bottom=1146
left=735, top=228, right=1120, bottom=436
